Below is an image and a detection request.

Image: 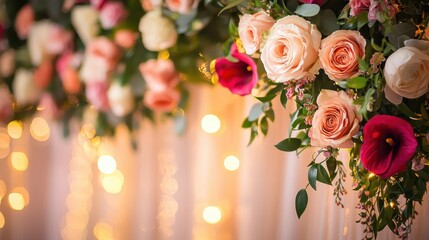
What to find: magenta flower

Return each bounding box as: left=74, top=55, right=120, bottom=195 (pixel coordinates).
left=214, top=43, right=258, bottom=96
left=360, top=115, right=417, bottom=179
left=299, top=0, right=327, bottom=6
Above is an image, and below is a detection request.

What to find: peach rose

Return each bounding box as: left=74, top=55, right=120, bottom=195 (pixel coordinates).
left=319, top=30, right=366, bottom=81
left=383, top=39, right=429, bottom=105
left=141, top=0, right=162, bottom=11
left=34, top=60, right=54, bottom=89
left=107, top=82, right=135, bottom=117
left=80, top=37, right=121, bottom=83
left=260, top=15, right=321, bottom=83
left=56, top=52, right=82, bottom=94
left=15, top=4, right=35, bottom=39
left=114, top=30, right=138, bottom=49
left=144, top=89, right=180, bottom=112
left=0, top=84, right=13, bottom=122
left=238, top=11, right=275, bottom=55
left=309, top=89, right=362, bottom=148
left=99, top=2, right=128, bottom=29
left=166, top=0, right=199, bottom=14
left=139, top=59, right=179, bottom=92
left=139, top=9, right=178, bottom=51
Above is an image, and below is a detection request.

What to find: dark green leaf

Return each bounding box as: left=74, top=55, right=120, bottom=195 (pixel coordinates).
left=265, top=108, right=275, bottom=122
left=260, top=117, right=268, bottom=136
left=326, top=157, right=337, bottom=178
left=317, top=164, right=332, bottom=185
left=358, top=58, right=369, bottom=71
left=296, top=189, right=308, bottom=218
left=308, top=165, right=318, bottom=190
left=218, top=0, right=244, bottom=15
left=242, top=118, right=253, bottom=128
left=280, top=89, right=288, bottom=108
left=397, top=103, right=418, bottom=118
left=347, top=76, right=368, bottom=89
left=275, top=138, right=302, bottom=152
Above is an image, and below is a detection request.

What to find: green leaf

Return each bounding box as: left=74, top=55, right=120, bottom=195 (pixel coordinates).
left=228, top=18, right=238, bottom=37
left=280, top=89, right=288, bottom=108
left=358, top=58, right=369, bottom=71
left=326, top=157, right=337, bottom=179
left=248, top=103, right=264, bottom=122
left=318, top=9, right=339, bottom=36
left=316, top=164, right=332, bottom=185
left=308, top=165, right=318, bottom=190
left=397, top=103, right=418, bottom=118
left=275, top=138, right=302, bottom=152
left=265, top=108, right=275, bottom=122
left=294, top=4, right=320, bottom=17
left=296, top=189, right=308, bottom=219
left=260, top=117, right=268, bottom=136
left=218, top=0, right=244, bottom=15
left=347, top=76, right=368, bottom=89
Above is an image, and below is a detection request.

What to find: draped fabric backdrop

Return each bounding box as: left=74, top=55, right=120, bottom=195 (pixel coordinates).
left=0, top=85, right=428, bottom=240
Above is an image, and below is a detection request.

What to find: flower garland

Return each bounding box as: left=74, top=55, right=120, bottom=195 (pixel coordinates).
left=0, top=0, right=226, bottom=136
left=212, top=0, right=429, bottom=238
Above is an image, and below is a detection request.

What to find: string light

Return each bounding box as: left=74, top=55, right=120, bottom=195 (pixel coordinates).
left=201, top=114, right=221, bottom=134
left=8, top=192, right=25, bottom=210
left=10, top=152, right=28, bottom=171
left=202, top=206, right=222, bottom=224
left=101, top=170, right=124, bottom=194
left=97, top=155, right=117, bottom=174
left=223, top=155, right=240, bottom=171
left=30, top=117, right=50, bottom=141
left=7, top=121, right=23, bottom=139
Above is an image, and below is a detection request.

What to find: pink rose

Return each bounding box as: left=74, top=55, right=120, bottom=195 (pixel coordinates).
left=90, top=0, right=107, bottom=10
left=238, top=11, right=275, bottom=55
left=99, top=2, right=128, bottom=29
left=85, top=81, right=110, bottom=111
left=261, top=15, right=321, bottom=82
left=349, top=0, right=370, bottom=16
left=309, top=89, right=362, bottom=148
left=0, top=84, right=13, bottom=122
left=368, top=0, right=395, bottom=23
left=299, top=0, right=327, bottom=6
left=114, top=30, right=138, bottom=49
left=46, top=25, right=73, bottom=55
left=80, top=37, right=121, bottom=82
left=383, top=40, right=429, bottom=105
left=139, top=59, right=180, bottom=92
left=144, top=89, right=180, bottom=112
left=141, top=0, right=162, bottom=11
left=165, top=0, right=199, bottom=14
left=56, top=52, right=82, bottom=94
left=319, top=30, right=366, bottom=81
left=15, top=4, right=35, bottom=39
left=0, top=49, right=16, bottom=77
left=34, top=60, right=54, bottom=89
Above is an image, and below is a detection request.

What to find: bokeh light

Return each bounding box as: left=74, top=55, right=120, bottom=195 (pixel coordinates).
left=201, top=114, right=221, bottom=134
left=11, top=152, right=28, bottom=171
left=202, top=206, right=222, bottom=224
left=223, top=155, right=240, bottom=171
left=7, top=120, right=23, bottom=139
left=0, top=212, right=4, bottom=228
left=8, top=192, right=25, bottom=210
left=13, top=187, right=30, bottom=206
left=0, top=180, right=7, bottom=200
left=93, top=222, right=114, bottom=240
left=97, top=155, right=117, bottom=174
left=0, top=130, right=10, bottom=159
left=30, top=117, right=50, bottom=141
left=101, top=170, right=124, bottom=194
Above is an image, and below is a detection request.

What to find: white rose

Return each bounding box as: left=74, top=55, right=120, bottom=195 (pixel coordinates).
left=71, top=6, right=99, bottom=44
left=13, top=68, right=41, bottom=106
left=383, top=39, right=429, bottom=104
left=28, top=20, right=55, bottom=65
left=139, top=9, right=178, bottom=51
left=107, top=82, right=135, bottom=117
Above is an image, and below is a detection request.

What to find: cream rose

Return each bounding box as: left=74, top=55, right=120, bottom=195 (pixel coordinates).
left=319, top=30, right=366, bottom=81
left=71, top=6, right=99, bottom=44
left=383, top=39, right=429, bottom=104
left=309, top=89, right=362, bottom=148
left=238, top=11, right=275, bottom=55
left=107, top=82, right=135, bottom=117
left=260, top=15, right=321, bottom=82
left=139, top=9, right=178, bottom=51
left=28, top=20, right=55, bottom=66
left=13, top=68, right=41, bottom=106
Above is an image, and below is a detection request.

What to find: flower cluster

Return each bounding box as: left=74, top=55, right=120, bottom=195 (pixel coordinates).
left=0, top=0, right=224, bottom=135
left=213, top=0, right=429, bottom=238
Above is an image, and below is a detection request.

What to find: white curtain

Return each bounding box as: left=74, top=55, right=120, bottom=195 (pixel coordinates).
left=0, top=85, right=428, bottom=240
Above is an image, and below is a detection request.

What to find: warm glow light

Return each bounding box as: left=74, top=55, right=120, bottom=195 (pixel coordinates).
left=8, top=192, right=25, bottom=210
left=7, top=121, right=23, bottom=139
left=101, top=170, right=124, bottom=194
left=202, top=206, right=222, bottom=224
left=0, top=212, right=4, bottom=228
left=201, top=114, right=221, bottom=134
left=0, top=131, right=10, bottom=159
left=0, top=180, right=6, bottom=199
left=93, top=222, right=114, bottom=240
left=30, top=117, right=50, bottom=141
left=224, top=155, right=240, bottom=171
left=390, top=202, right=395, bottom=208
left=11, top=152, right=28, bottom=171
left=97, top=155, right=117, bottom=174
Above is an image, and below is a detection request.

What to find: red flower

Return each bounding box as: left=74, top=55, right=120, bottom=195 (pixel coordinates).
left=360, top=115, right=417, bottom=178
left=214, top=43, right=258, bottom=96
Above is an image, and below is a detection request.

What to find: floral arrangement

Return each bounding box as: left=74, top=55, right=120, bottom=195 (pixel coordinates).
left=212, top=0, right=429, bottom=238
left=0, top=0, right=227, bottom=136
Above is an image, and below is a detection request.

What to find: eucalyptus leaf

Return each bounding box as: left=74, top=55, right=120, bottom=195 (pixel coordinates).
left=248, top=103, right=264, bottom=122
left=294, top=4, right=320, bottom=17
left=174, top=115, right=187, bottom=135
left=275, top=138, right=302, bottom=152
left=296, top=189, right=308, bottom=219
